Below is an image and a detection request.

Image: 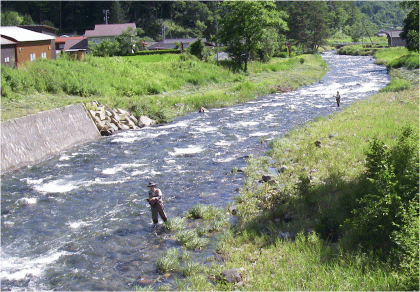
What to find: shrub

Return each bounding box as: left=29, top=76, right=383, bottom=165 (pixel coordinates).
left=343, top=125, right=419, bottom=265
left=188, top=38, right=204, bottom=60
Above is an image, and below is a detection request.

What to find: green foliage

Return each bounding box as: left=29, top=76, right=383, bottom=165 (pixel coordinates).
left=88, top=39, right=120, bottom=57
left=344, top=126, right=419, bottom=265
left=188, top=38, right=204, bottom=60
left=1, top=10, right=34, bottom=25
left=287, top=1, right=331, bottom=49
left=218, top=1, right=288, bottom=72
left=379, top=78, right=411, bottom=92
left=156, top=248, right=180, bottom=273
left=401, top=1, right=419, bottom=52
left=186, top=204, right=220, bottom=220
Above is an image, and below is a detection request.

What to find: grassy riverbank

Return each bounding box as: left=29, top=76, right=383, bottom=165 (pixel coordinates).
left=1, top=54, right=326, bottom=122
left=148, top=48, right=419, bottom=291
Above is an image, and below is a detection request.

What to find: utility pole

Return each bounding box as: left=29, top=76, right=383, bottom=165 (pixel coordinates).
left=103, top=9, right=109, bottom=25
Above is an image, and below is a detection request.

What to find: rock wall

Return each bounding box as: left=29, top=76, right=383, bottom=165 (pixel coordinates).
left=1, top=104, right=100, bottom=174
left=86, top=101, right=156, bottom=136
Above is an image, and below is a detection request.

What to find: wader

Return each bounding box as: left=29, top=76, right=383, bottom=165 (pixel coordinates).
left=336, top=97, right=341, bottom=107
left=148, top=188, right=167, bottom=224
left=150, top=201, right=167, bottom=224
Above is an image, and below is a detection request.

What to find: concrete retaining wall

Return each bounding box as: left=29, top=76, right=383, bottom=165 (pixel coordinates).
left=1, top=104, right=100, bottom=174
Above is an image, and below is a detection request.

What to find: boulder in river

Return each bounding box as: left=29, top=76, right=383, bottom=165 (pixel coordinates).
left=219, top=269, right=242, bottom=283
left=138, top=115, right=157, bottom=128
left=199, top=107, right=208, bottom=113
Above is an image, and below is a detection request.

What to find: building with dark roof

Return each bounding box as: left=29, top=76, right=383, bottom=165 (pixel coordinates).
left=380, top=30, right=406, bottom=47
left=147, top=38, right=208, bottom=51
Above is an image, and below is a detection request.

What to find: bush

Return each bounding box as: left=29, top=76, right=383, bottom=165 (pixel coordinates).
left=188, top=38, right=204, bottom=60
left=343, top=125, right=419, bottom=265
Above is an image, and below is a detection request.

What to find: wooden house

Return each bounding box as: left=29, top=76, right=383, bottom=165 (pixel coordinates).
left=0, top=26, right=56, bottom=68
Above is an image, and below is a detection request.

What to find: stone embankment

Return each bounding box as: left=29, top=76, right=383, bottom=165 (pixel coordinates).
left=85, top=101, right=157, bottom=136
left=1, top=104, right=100, bottom=174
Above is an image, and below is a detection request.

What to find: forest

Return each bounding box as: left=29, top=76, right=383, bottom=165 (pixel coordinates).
left=1, top=1, right=408, bottom=41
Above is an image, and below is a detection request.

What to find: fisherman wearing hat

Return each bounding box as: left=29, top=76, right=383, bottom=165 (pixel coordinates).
left=146, top=182, right=168, bottom=224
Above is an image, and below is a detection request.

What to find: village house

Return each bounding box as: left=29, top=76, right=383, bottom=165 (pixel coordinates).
left=147, top=38, right=209, bottom=51
left=55, top=36, right=88, bottom=57
left=84, top=23, right=136, bottom=45
left=19, top=24, right=58, bottom=36
left=0, top=26, right=56, bottom=68
left=380, top=30, right=406, bottom=47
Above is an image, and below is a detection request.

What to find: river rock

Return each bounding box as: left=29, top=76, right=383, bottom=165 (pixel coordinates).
left=279, top=165, right=288, bottom=172
left=220, top=269, right=242, bottom=283
left=228, top=205, right=238, bottom=215
left=262, top=174, right=272, bottom=182
left=199, top=106, right=208, bottom=113
left=138, top=115, right=156, bottom=127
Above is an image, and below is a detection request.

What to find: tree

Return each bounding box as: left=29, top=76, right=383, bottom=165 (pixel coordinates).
left=188, top=38, right=204, bottom=60
left=1, top=11, right=23, bottom=25
left=110, top=0, right=127, bottom=24
left=400, top=1, right=419, bottom=52
left=287, top=1, right=331, bottom=51
left=88, top=39, right=120, bottom=57
left=115, top=27, right=144, bottom=55
left=218, top=1, right=287, bottom=72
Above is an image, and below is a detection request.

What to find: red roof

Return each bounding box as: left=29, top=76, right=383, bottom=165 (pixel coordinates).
left=55, top=36, right=85, bottom=44
left=84, top=23, right=136, bottom=37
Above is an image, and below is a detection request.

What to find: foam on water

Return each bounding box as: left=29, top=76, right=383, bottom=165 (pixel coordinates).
left=15, top=197, right=38, bottom=205
left=33, top=178, right=80, bottom=194
left=1, top=250, right=70, bottom=281
left=102, top=163, right=147, bottom=175
left=169, top=145, right=204, bottom=156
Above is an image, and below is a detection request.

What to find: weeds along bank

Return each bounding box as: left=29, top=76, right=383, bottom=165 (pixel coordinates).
left=1, top=54, right=327, bottom=123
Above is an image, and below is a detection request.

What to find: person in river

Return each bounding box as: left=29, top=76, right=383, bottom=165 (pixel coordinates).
left=146, top=182, right=168, bottom=224
left=334, top=91, right=341, bottom=107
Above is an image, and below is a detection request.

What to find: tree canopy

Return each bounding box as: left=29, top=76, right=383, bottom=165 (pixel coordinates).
left=218, top=1, right=287, bottom=71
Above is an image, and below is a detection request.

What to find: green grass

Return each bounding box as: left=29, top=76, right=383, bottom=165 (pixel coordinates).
left=1, top=53, right=327, bottom=122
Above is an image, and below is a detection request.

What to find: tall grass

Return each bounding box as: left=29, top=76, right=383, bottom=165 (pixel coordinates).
left=1, top=54, right=327, bottom=122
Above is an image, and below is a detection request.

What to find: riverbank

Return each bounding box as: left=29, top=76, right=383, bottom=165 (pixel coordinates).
left=157, top=49, right=419, bottom=290
left=1, top=54, right=327, bottom=123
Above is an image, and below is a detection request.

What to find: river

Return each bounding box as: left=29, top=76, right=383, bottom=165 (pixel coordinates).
left=1, top=51, right=389, bottom=291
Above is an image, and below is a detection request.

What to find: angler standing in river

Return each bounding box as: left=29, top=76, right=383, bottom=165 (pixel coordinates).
left=334, top=91, right=341, bottom=107
left=146, top=182, right=168, bottom=224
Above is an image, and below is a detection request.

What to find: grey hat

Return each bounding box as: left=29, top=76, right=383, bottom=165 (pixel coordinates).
left=147, top=182, right=156, bottom=187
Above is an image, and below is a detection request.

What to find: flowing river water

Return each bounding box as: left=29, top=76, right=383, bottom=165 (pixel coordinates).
left=1, top=52, right=389, bottom=291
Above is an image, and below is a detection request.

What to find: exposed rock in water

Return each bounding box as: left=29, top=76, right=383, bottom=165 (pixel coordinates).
left=219, top=269, right=242, bottom=283
left=85, top=101, right=153, bottom=136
